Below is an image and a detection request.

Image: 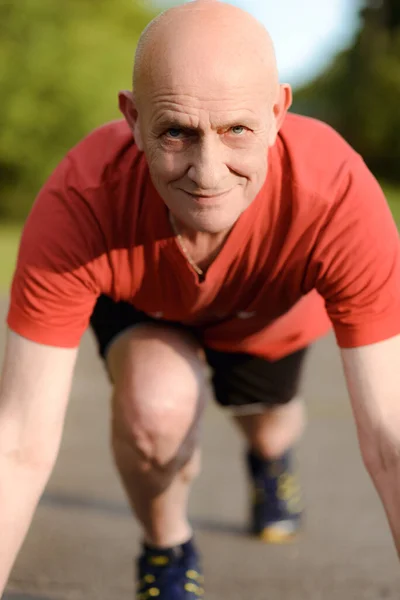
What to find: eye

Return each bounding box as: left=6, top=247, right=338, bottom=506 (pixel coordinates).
left=231, top=125, right=246, bottom=135
left=166, top=128, right=184, bottom=139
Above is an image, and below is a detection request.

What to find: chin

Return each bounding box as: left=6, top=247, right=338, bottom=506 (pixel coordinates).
left=187, top=210, right=242, bottom=234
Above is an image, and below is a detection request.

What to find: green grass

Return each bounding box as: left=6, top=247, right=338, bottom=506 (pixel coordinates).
left=0, top=224, right=22, bottom=293
left=383, top=184, right=400, bottom=227
left=0, top=184, right=399, bottom=294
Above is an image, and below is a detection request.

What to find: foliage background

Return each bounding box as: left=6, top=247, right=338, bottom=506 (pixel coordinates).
left=293, top=0, right=400, bottom=183
left=0, top=0, right=156, bottom=221
left=0, top=0, right=399, bottom=288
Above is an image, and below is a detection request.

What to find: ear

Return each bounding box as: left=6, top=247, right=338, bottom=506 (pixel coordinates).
left=268, top=84, right=292, bottom=146
left=118, top=90, right=144, bottom=151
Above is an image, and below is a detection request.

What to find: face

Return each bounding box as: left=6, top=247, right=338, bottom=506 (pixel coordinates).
left=120, top=39, right=291, bottom=234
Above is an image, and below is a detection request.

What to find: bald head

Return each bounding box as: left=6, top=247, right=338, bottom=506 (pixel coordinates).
left=119, top=1, right=291, bottom=235
left=133, top=0, right=279, bottom=103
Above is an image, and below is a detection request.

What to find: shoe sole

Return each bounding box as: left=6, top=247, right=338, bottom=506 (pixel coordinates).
left=258, top=524, right=301, bottom=544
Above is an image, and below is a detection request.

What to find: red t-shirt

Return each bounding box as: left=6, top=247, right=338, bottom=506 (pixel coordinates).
left=7, top=114, right=400, bottom=359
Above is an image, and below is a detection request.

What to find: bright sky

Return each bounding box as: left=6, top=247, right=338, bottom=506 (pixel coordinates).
left=150, top=0, right=361, bottom=86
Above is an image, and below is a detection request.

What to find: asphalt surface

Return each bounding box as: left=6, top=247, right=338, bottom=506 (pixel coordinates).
left=0, top=296, right=399, bottom=599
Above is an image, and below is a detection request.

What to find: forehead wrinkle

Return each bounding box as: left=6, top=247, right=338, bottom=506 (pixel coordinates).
left=148, top=82, right=270, bottom=100
left=149, top=96, right=263, bottom=119
left=144, top=88, right=271, bottom=116
left=150, top=105, right=263, bottom=135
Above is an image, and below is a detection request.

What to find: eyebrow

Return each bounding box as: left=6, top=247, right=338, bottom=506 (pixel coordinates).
left=153, top=116, right=259, bottom=132
left=155, top=118, right=192, bottom=130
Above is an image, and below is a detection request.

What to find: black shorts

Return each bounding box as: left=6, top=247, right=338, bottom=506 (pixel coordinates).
left=90, top=295, right=308, bottom=409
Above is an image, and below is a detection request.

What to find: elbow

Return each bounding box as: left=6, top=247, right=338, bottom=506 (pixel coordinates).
left=359, top=428, right=400, bottom=480
left=4, top=441, right=59, bottom=477
left=1, top=418, right=62, bottom=477
left=15, top=449, right=57, bottom=473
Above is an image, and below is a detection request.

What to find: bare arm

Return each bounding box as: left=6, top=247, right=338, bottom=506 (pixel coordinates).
left=0, top=330, right=78, bottom=595
left=341, top=334, right=400, bottom=557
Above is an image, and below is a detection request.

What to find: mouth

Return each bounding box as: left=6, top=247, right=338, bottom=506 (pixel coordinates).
left=181, top=189, right=231, bottom=203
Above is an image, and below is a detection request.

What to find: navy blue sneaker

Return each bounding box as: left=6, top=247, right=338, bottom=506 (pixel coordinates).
left=136, top=538, right=204, bottom=599
left=247, top=450, right=303, bottom=543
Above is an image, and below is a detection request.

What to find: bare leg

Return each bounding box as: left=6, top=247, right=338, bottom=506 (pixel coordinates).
left=233, top=397, right=306, bottom=458
left=107, top=325, right=208, bottom=547
left=233, top=398, right=306, bottom=542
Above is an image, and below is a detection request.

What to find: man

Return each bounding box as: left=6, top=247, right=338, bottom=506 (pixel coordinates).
left=1, top=0, right=400, bottom=598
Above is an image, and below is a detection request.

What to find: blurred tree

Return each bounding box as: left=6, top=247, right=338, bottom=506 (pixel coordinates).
left=0, top=0, right=156, bottom=221
left=382, top=0, right=400, bottom=30
left=292, top=0, right=400, bottom=182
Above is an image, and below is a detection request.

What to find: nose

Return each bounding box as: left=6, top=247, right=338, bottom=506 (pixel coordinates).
left=187, top=135, right=228, bottom=191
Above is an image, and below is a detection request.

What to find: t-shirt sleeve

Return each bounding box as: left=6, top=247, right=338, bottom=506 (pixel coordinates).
left=304, top=155, right=400, bottom=348
left=7, top=155, right=109, bottom=347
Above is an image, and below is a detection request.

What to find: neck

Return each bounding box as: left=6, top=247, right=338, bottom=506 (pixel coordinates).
left=173, top=215, right=231, bottom=245
left=169, top=212, right=232, bottom=273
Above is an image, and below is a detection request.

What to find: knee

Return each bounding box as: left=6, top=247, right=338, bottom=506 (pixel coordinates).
left=109, top=325, right=206, bottom=471
left=241, top=399, right=306, bottom=459
left=114, top=393, right=201, bottom=470
left=249, top=429, right=291, bottom=459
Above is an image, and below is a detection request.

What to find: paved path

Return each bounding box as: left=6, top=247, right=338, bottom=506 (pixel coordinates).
left=1, top=297, right=398, bottom=599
